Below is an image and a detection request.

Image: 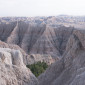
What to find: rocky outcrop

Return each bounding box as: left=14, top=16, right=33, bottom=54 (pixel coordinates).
left=0, top=40, right=26, bottom=56
left=26, top=54, right=58, bottom=65
left=7, top=21, right=29, bottom=46
left=0, top=40, right=55, bottom=65
left=0, top=48, right=38, bottom=85
left=21, top=23, right=46, bottom=54
left=0, top=22, right=16, bottom=41
left=0, top=40, right=28, bottom=64
left=52, top=26, right=74, bottom=55
left=29, top=26, right=60, bottom=58
left=38, top=29, right=85, bottom=85
left=21, top=25, right=74, bottom=56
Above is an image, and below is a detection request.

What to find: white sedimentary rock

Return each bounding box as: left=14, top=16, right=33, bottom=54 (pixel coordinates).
left=0, top=48, right=38, bottom=85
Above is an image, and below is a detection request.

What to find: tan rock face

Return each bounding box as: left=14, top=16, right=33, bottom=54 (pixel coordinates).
left=38, top=29, right=85, bottom=85
left=0, top=48, right=38, bottom=85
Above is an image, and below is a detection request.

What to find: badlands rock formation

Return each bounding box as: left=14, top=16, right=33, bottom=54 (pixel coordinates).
left=0, top=40, right=29, bottom=65
left=0, top=21, right=74, bottom=58
left=0, top=40, right=26, bottom=56
left=0, top=16, right=85, bottom=85
left=0, top=16, right=85, bottom=65
left=0, top=48, right=38, bottom=85
left=0, top=40, right=54, bottom=65
left=7, top=21, right=29, bottom=46
left=38, top=29, right=85, bottom=85
left=21, top=23, right=46, bottom=54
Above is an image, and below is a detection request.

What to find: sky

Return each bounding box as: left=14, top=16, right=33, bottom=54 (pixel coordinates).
left=0, top=0, right=85, bottom=17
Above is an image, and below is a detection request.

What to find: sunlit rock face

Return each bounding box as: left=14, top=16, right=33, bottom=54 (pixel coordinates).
left=38, top=29, right=85, bottom=85
left=0, top=48, right=38, bottom=85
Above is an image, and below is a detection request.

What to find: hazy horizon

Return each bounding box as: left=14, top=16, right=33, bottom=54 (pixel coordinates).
left=0, top=0, right=85, bottom=17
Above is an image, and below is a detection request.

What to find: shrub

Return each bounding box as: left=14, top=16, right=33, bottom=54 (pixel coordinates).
left=26, top=61, right=48, bottom=77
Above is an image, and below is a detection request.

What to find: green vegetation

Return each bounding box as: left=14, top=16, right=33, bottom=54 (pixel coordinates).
left=26, top=62, right=48, bottom=77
